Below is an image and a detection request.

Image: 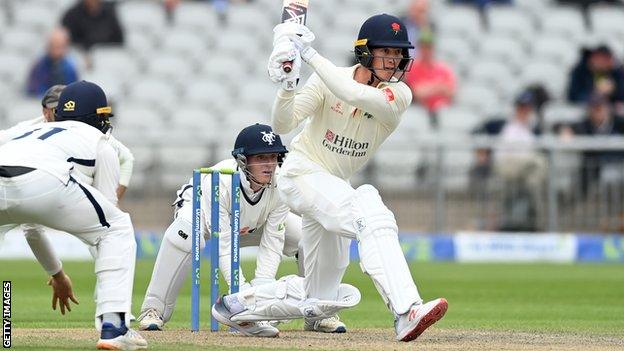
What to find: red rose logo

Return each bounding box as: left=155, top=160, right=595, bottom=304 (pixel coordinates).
left=391, top=22, right=401, bottom=33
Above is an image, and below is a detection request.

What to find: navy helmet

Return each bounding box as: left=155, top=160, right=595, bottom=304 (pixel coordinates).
left=55, top=80, right=113, bottom=134
left=232, top=123, right=288, bottom=159
left=354, top=14, right=414, bottom=80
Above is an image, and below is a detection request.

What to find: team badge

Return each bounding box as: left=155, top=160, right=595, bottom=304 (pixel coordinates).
left=261, top=131, right=276, bottom=145
left=391, top=22, right=401, bottom=35
left=63, top=100, right=75, bottom=112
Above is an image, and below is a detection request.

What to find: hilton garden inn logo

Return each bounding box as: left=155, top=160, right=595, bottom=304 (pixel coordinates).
left=323, top=129, right=369, bottom=157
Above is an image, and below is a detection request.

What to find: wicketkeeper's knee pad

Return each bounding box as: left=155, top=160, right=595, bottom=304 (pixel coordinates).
left=163, top=216, right=203, bottom=253
left=231, top=275, right=361, bottom=322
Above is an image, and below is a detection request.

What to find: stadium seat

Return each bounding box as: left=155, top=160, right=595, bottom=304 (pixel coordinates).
left=436, top=6, right=483, bottom=43
left=531, top=36, right=579, bottom=68
left=118, top=0, right=167, bottom=34
left=215, top=31, right=264, bottom=58
left=160, top=28, right=209, bottom=61
left=226, top=4, right=274, bottom=36
left=182, top=79, right=234, bottom=114
left=588, top=5, right=624, bottom=38
left=5, top=99, right=41, bottom=126
left=12, top=2, right=57, bottom=32
left=0, top=53, right=30, bottom=88
left=435, top=34, right=476, bottom=73
left=173, top=1, right=219, bottom=32
left=238, top=79, right=277, bottom=112
left=455, top=83, right=501, bottom=116
left=1, top=28, right=42, bottom=58
left=81, top=71, right=125, bottom=104
left=126, top=31, right=156, bottom=55
left=539, top=6, right=586, bottom=43
left=146, top=53, right=197, bottom=82
left=438, top=107, right=484, bottom=134
left=159, top=145, right=211, bottom=190
left=468, top=59, right=518, bottom=99
left=199, top=53, right=251, bottom=83
left=322, top=33, right=358, bottom=67
left=113, top=103, right=167, bottom=143
left=126, top=78, right=180, bottom=111
left=478, top=34, right=528, bottom=71
left=486, top=6, right=536, bottom=45
left=520, top=60, right=567, bottom=99
left=398, top=106, right=432, bottom=136
left=91, top=46, right=142, bottom=82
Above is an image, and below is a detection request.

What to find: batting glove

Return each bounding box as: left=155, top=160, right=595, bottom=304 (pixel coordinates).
left=273, top=23, right=315, bottom=49
left=268, top=37, right=301, bottom=90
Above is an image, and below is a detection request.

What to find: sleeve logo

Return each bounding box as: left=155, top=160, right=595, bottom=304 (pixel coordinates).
left=383, top=88, right=395, bottom=102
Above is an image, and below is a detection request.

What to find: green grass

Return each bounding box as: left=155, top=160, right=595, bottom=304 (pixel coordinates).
left=4, top=260, right=624, bottom=349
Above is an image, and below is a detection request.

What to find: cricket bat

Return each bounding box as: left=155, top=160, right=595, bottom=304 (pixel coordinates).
left=281, top=0, right=309, bottom=73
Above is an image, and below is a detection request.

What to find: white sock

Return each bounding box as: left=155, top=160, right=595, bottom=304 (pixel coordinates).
left=103, top=312, right=123, bottom=328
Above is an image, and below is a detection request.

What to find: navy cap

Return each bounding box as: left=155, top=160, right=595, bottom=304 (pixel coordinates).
left=515, top=91, right=534, bottom=106
left=56, top=80, right=112, bottom=119
left=232, top=123, right=288, bottom=158
left=356, top=14, right=413, bottom=49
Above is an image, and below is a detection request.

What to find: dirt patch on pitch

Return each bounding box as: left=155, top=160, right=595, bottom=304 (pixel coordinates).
left=13, top=328, right=624, bottom=350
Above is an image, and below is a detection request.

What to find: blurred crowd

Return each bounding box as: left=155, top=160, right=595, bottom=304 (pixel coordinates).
left=7, top=0, right=624, bottom=232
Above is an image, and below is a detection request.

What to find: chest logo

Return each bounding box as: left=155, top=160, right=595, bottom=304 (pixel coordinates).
left=331, top=101, right=344, bottom=115
left=261, top=131, right=276, bottom=145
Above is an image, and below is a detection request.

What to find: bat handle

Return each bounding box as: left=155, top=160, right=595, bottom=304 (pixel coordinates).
left=282, top=61, right=293, bottom=73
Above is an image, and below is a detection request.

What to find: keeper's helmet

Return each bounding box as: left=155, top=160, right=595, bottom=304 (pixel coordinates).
left=232, top=123, right=288, bottom=187
left=354, top=14, right=414, bottom=81
left=55, top=81, right=113, bottom=134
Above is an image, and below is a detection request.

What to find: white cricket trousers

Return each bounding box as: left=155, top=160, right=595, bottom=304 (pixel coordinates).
left=0, top=169, right=136, bottom=329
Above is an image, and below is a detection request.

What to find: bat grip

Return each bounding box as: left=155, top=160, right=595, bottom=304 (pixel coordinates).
left=282, top=61, right=293, bottom=73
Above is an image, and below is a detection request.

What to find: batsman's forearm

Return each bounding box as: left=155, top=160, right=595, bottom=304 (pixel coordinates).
left=271, top=89, right=299, bottom=134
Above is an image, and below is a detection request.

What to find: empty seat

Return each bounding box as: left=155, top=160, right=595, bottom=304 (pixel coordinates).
left=127, top=79, right=179, bottom=110
left=486, top=6, right=536, bottom=45
left=200, top=54, right=251, bottom=83
left=531, top=36, right=578, bottom=68
left=438, top=107, right=484, bottom=133
left=113, top=103, right=167, bottom=142
left=239, top=80, right=277, bottom=111
left=173, top=1, right=219, bottom=32
left=5, top=99, right=42, bottom=126
left=0, top=53, right=30, bottom=88
left=81, top=71, right=125, bottom=103
left=215, top=31, right=264, bottom=57
left=478, top=35, right=528, bottom=71
left=91, top=46, right=142, bottom=81
left=181, top=79, right=234, bottom=112
left=146, top=53, right=196, bottom=81
left=1, top=28, right=42, bottom=58
left=589, top=5, right=624, bottom=38
left=161, top=29, right=208, bottom=60
left=436, top=34, right=476, bottom=68
left=159, top=145, right=212, bottom=190
left=468, top=59, right=518, bottom=99
left=118, top=1, right=167, bottom=33
left=520, top=60, right=567, bottom=99
left=436, top=6, right=483, bottom=42
left=455, top=83, right=501, bottom=115
left=12, top=2, right=58, bottom=32
left=539, top=7, right=586, bottom=43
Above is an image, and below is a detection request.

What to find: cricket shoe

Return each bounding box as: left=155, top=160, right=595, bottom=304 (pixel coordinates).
left=212, top=296, right=279, bottom=337
left=96, top=322, right=148, bottom=350
left=395, top=298, right=448, bottom=342
left=304, top=315, right=346, bottom=333
left=137, top=308, right=164, bottom=331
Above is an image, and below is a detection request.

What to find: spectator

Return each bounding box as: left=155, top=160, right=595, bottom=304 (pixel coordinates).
left=61, top=0, right=124, bottom=51
left=494, top=92, right=547, bottom=231
left=402, top=0, right=433, bottom=57
left=405, top=31, right=456, bottom=127
left=567, top=45, right=624, bottom=111
left=26, top=28, right=78, bottom=98
left=560, top=93, right=624, bottom=195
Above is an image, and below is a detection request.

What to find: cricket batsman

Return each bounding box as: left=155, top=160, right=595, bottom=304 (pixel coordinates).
left=212, top=14, right=448, bottom=342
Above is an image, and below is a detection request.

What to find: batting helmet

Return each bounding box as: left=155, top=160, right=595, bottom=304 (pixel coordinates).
left=55, top=81, right=113, bottom=134
left=354, top=14, right=414, bottom=79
